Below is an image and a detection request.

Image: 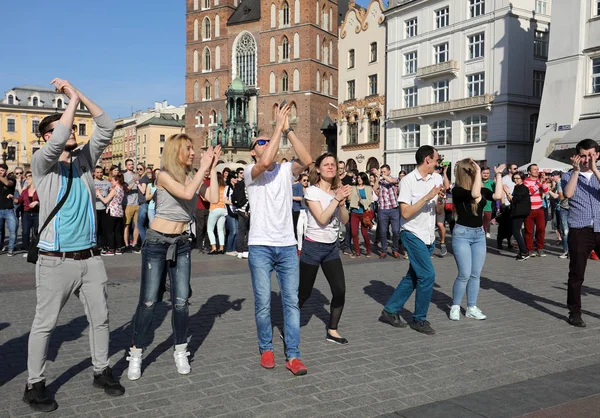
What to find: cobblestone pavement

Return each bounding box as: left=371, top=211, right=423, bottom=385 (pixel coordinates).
left=1, top=233, right=600, bottom=417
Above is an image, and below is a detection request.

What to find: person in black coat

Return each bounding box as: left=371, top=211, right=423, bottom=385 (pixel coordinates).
left=503, top=172, right=531, bottom=260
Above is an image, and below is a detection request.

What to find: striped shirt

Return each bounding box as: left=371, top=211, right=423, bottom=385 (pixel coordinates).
left=523, top=177, right=549, bottom=210
left=561, top=171, right=600, bottom=232
left=378, top=178, right=399, bottom=210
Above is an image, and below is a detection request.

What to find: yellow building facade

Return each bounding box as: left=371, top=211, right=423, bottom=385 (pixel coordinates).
left=136, top=115, right=185, bottom=169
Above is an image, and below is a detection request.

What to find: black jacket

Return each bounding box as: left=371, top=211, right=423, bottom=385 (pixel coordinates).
left=510, top=184, right=531, bottom=218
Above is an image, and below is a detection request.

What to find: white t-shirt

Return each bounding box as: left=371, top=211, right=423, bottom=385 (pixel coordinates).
left=304, top=186, right=341, bottom=244
left=398, top=169, right=443, bottom=245
left=501, top=174, right=515, bottom=206
left=245, top=162, right=297, bottom=247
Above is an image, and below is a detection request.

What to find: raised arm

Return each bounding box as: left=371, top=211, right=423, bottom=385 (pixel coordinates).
left=470, top=159, right=483, bottom=199
left=492, top=164, right=506, bottom=200
left=564, top=156, right=581, bottom=199
left=198, top=147, right=222, bottom=204
left=251, top=105, right=289, bottom=179
left=160, top=146, right=219, bottom=201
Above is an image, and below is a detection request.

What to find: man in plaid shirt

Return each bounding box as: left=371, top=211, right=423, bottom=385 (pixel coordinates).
left=372, top=164, right=401, bottom=259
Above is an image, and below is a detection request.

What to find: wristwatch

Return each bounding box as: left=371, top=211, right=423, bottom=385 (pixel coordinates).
left=283, top=127, right=294, bottom=136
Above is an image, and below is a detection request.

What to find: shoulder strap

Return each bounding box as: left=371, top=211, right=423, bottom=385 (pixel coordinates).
left=39, top=160, right=74, bottom=236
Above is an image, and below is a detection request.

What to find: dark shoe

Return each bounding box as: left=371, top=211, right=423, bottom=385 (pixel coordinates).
left=379, top=253, right=387, bottom=259
left=207, top=249, right=219, bottom=255
left=93, top=367, right=125, bottom=397
left=497, top=242, right=503, bottom=250
left=516, top=253, right=530, bottom=261
left=23, top=381, right=58, bottom=412
left=326, top=331, right=349, bottom=345
left=536, top=249, right=546, bottom=257
left=133, top=245, right=141, bottom=254
left=409, top=320, right=436, bottom=335
left=568, top=314, right=586, bottom=328
left=391, top=251, right=400, bottom=259
left=378, top=310, right=406, bottom=328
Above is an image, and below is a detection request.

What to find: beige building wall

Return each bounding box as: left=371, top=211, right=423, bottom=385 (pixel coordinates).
left=137, top=124, right=185, bottom=169
left=337, top=0, right=386, bottom=172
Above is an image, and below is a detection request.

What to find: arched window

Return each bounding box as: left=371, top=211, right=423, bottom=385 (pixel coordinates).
left=7, top=95, right=14, bottom=105
left=322, top=72, right=328, bottom=94
left=293, top=68, right=300, bottom=91
left=202, top=17, right=211, bottom=40
left=431, top=120, right=452, bottom=146
left=329, top=74, right=333, bottom=96
left=204, top=81, right=211, bottom=100
left=203, top=0, right=210, bottom=9
left=346, top=158, right=357, bottom=171
left=194, top=81, right=199, bottom=101
left=316, top=70, right=321, bottom=91
left=270, top=3, right=276, bottom=28
left=322, top=5, right=328, bottom=30
left=290, top=102, right=297, bottom=120
left=322, top=39, right=328, bottom=64
left=215, top=15, right=220, bottom=37
left=57, top=98, right=63, bottom=108
left=316, top=34, right=320, bottom=60
left=215, top=46, right=221, bottom=69
left=294, top=0, right=300, bottom=23
left=195, top=111, right=203, bottom=127
left=369, top=113, right=380, bottom=142
left=530, top=113, right=539, bottom=142
left=366, top=157, right=380, bottom=171
left=270, top=72, right=276, bottom=93
left=329, top=7, right=333, bottom=31
left=194, top=19, right=198, bottom=41
left=203, top=47, right=211, bottom=71
left=402, top=124, right=420, bottom=148
left=215, top=78, right=220, bottom=98
left=193, top=49, right=199, bottom=72
left=270, top=37, right=276, bottom=62
left=329, top=40, right=333, bottom=65
left=464, top=115, right=488, bottom=143
left=194, top=0, right=198, bottom=10
left=282, top=36, right=289, bottom=60
left=272, top=104, right=279, bottom=121
left=210, top=110, right=217, bottom=124
left=347, top=117, right=358, bottom=144
left=282, top=71, right=289, bottom=92
left=234, top=32, right=257, bottom=86
left=293, top=33, right=300, bottom=59
left=316, top=0, right=320, bottom=25
left=282, top=1, right=290, bottom=26
left=33, top=97, right=39, bottom=106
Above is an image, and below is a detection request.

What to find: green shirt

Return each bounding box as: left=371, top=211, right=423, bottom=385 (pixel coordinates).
left=482, top=179, right=495, bottom=212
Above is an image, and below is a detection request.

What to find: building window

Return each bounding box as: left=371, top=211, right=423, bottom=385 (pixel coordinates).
left=215, top=78, right=220, bottom=98
left=236, top=33, right=257, bottom=86
left=432, top=120, right=452, bottom=146
left=368, top=75, right=378, bottom=95
left=79, top=103, right=86, bottom=110
left=204, top=48, right=212, bottom=71
left=160, top=134, right=166, bottom=142
left=57, top=98, right=63, bottom=108
left=348, top=49, right=355, bottom=69
left=282, top=36, right=289, bottom=60
left=405, top=51, right=418, bottom=74
left=533, top=70, right=546, bottom=97
left=370, top=42, right=377, bottom=63
left=369, top=117, right=380, bottom=142
left=32, top=97, right=39, bottom=106
left=282, top=71, right=289, bottom=92
left=469, top=0, right=485, bottom=18
left=7, top=119, right=15, bottom=132
left=535, top=0, right=547, bottom=14
left=79, top=123, right=87, bottom=136
left=468, top=33, right=485, bottom=59
left=347, top=118, right=358, bottom=144
left=347, top=80, right=355, bottom=100
left=7, top=95, right=14, bottom=105
left=529, top=114, right=539, bottom=142
left=592, top=58, right=600, bottom=94
left=467, top=73, right=485, bottom=97
left=406, top=18, right=417, bottom=38
left=433, top=80, right=449, bottom=103
left=597, top=0, right=600, bottom=16
left=435, top=43, right=449, bottom=64
left=436, top=7, right=449, bottom=28
left=534, top=31, right=549, bottom=58
left=203, top=17, right=211, bottom=40
left=282, top=1, right=290, bottom=25
left=404, top=87, right=418, bottom=108
left=205, top=81, right=211, bottom=100
left=32, top=120, right=39, bottom=134
left=464, top=115, right=488, bottom=143
left=402, top=124, right=420, bottom=148
left=203, top=0, right=210, bottom=9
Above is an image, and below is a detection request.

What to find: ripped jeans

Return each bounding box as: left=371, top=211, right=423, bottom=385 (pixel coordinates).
left=132, top=230, right=191, bottom=347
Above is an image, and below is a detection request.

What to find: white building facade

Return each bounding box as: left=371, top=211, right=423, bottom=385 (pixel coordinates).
left=531, top=0, right=600, bottom=167
left=337, top=0, right=386, bottom=172
left=385, top=0, right=551, bottom=173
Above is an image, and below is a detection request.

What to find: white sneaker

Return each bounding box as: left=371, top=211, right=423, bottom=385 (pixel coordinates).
left=126, top=347, right=143, bottom=380
left=225, top=251, right=238, bottom=257
left=174, top=343, right=191, bottom=375
left=466, top=306, right=487, bottom=320
left=485, top=233, right=491, bottom=239
left=237, top=253, right=243, bottom=259
left=242, top=252, right=249, bottom=259
left=449, top=305, right=461, bottom=321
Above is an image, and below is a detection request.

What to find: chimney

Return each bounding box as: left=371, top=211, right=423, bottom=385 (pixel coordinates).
left=154, top=101, right=161, bottom=111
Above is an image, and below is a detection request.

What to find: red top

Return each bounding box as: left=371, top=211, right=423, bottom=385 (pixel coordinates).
left=524, top=177, right=549, bottom=210
left=17, top=189, right=40, bottom=212
left=195, top=179, right=211, bottom=210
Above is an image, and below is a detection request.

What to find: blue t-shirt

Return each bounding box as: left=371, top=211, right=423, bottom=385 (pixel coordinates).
left=351, top=188, right=367, bottom=214
left=292, top=182, right=305, bottom=211
left=56, top=163, right=95, bottom=251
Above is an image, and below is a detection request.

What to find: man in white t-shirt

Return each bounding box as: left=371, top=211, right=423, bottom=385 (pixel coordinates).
left=379, top=145, right=445, bottom=335
left=244, top=103, right=313, bottom=376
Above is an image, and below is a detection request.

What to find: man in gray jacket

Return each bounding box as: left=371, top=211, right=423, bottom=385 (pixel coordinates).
left=23, top=79, right=124, bottom=412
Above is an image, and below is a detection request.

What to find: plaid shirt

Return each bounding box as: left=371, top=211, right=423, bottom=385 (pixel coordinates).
left=378, top=177, right=399, bottom=210
left=562, top=171, right=600, bottom=232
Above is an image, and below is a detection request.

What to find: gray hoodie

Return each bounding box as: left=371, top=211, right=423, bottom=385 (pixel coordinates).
left=32, top=113, right=115, bottom=251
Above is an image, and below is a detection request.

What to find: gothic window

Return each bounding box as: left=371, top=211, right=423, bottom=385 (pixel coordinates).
left=293, top=68, right=300, bottom=91
left=270, top=72, right=276, bottom=93
left=203, top=47, right=212, bottom=71
left=271, top=3, right=276, bottom=28
left=215, top=46, right=221, bottom=69
left=194, top=19, right=198, bottom=41
left=282, top=71, right=289, bottom=92
left=215, top=15, right=220, bottom=37
left=293, top=33, right=300, bottom=59
left=282, top=1, right=290, bottom=26
left=204, top=81, right=211, bottom=100
left=215, top=78, right=220, bottom=98
left=282, top=36, right=289, bottom=60
left=203, top=17, right=211, bottom=40
left=235, top=32, right=257, bottom=86
left=270, top=37, right=276, bottom=62
left=194, top=81, right=199, bottom=101
left=193, top=49, right=199, bottom=72
left=294, top=0, right=300, bottom=23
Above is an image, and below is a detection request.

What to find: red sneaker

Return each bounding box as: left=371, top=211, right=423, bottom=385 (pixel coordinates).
left=591, top=251, right=599, bottom=261
left=286, top=358, right=307, bottom=376
left=260, top=350, right=275, bottom=369
left=391, top=251, right=400, bottom=259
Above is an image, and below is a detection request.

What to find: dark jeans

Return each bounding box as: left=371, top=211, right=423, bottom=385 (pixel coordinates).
left=137, top=203, right=149, bottom=243
left=511, top=216, right=527, bottom=255
left=21, top=211, right=39, bottom=251
left=567, top=228, right=600, bottom=315
left=378, top=207, right=400, bottom=253
left=96, top=209, right=107, bottom=248
left=236, top=212, right=250, bottom=253
left=292, top=210, right=300, bottom=240
left=106, top=215, right=124, bottom=251
left=194, top=208, right=210, bottom=250
left=226, top=215, right=238, bottom=253
left=497, top=205, right=513, bottom=246
left=132, top=233, right=192, bottom=347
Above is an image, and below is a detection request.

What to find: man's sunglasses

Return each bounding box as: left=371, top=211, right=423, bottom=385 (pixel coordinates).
left=45, top=125, right=77, bottom=135
left=251, top=139, right=270, bottom=150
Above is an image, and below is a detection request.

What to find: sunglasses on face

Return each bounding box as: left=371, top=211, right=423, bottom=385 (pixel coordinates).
left=251, top=139, right=270, bottom=150
left=137, top=168, right=144, bottom=171
left=15, top=172, right=23, bottom=175
left=46, top=125, right=77, bottom=135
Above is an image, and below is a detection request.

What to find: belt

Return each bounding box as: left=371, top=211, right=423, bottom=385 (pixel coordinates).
left=39, top=248, right=101, bottom=260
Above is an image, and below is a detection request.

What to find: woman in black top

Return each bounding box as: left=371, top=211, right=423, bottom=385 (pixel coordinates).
left=503, top=172, right=531, bottom=260
left=449, top=159, right=504, bottom=321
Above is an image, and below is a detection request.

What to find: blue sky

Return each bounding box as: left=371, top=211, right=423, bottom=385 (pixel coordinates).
left=1, top=0, right=377, bottom=118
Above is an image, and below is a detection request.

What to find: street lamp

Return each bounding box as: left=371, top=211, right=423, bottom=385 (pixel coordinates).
left=1, top=140, right=8, bottom=165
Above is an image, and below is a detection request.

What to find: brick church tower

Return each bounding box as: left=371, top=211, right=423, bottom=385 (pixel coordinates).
left=185, top=0, right=343, bottom=164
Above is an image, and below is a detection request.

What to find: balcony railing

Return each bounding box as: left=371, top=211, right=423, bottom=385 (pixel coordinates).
left=389, top=94, right=493, bottom=119
left=417, top=60, right=459, bottom=79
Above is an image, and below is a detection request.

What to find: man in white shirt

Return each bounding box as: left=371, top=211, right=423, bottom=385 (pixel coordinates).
left=244, top=103, right=313, bottom=375
left=379, top=145, right=445, bottom=335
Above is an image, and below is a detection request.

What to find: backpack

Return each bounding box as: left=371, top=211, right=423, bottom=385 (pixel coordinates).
left=231, top=180, right=248, bottom=208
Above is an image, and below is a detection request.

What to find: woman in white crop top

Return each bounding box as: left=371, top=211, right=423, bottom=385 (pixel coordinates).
left=126, top=134, right=221, bottom=381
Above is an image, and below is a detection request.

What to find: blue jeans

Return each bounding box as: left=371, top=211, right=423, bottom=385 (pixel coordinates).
left=226, top=215, right=238, bottom=252
left=451, top=225, right=487, bottom=307
left=0, top=209, right=17, bottom=251
left=137, top=203, right=149, bottom=242
left=21, top=212, right=39, bottom=251
left=384, top=231, right=435, bottom=322
left=559, top=209, right=569, bottom=254
left=378, top=208, right=400, bottom=253
left=132, top=233, right=191, bottom=347
left=248, top=245, right=301, bottom=359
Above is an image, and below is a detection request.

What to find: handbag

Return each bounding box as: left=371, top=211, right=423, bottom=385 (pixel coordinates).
left=28, top=162, right=74, bottom=264
left=361, top=209, right=374, bottom=228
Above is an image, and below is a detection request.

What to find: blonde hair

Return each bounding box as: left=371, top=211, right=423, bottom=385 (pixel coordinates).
left=161, top=134, right=194, bottom=184
left=454, top=158, right=479, bottom=216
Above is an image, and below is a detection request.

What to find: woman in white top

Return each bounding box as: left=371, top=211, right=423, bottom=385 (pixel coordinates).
left=298, top=153, right=352, bottom=344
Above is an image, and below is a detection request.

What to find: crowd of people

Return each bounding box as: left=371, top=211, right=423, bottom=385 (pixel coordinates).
left=5, top=79, right=599, bottom=414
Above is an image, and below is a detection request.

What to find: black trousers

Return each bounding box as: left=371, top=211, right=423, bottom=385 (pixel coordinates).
left=106, top=215, right=124, bottom=251
left=497, top=205, right=513, bottom=245
left=236, top=211, right=250, bottom=253
left=194, top=208, right=210, bottom=250
left=511, top=216, right=527, bottom=255
left=96, top=209, right=108, bottom=248
left=567, top=228, right=600, bottom=315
